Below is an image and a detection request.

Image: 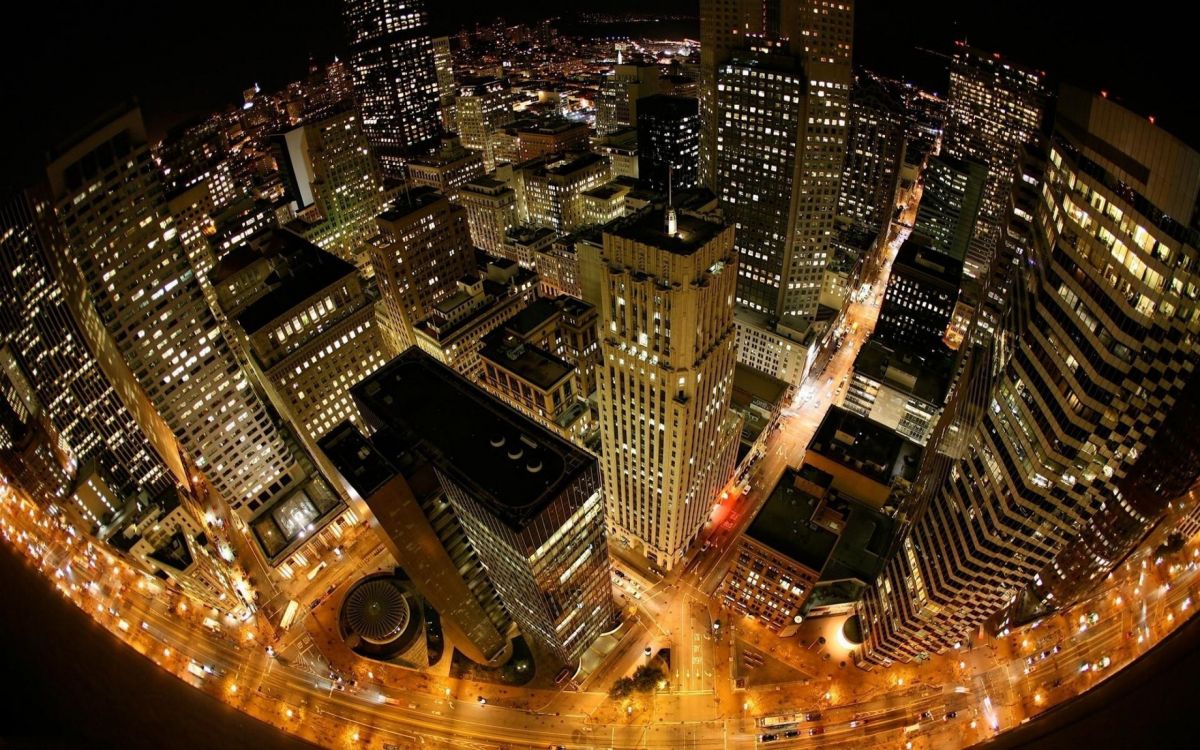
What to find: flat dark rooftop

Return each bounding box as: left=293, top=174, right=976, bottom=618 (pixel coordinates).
left=853, top=339, right=953, bottom=405
left=605, top=206, right=728, bottom=256
left=481, top=334, right=573, bottom=391
left=893, top=238, right=964, bottom=287
left=502, top=297, right=560, bottom=338
left=351, top=349, right=594, bottom=531
left=819, top=497, right=896, bottom=584
left=745, top=470, right=838, bottom=573
left=809, top=406, right=923, bottom=485
left=318, top=422, right=399, bottom=499
left=377, top=185, right=445, bottom=221
left=235, top=231, right=356, bottom=334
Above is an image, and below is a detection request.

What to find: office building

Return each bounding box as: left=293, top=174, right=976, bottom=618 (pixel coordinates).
left=514, top=120, right=591, bottom=161
left=342, top=0, right=442, bottom=177
left=412, top=260, right=538, bottom=377
left=637, top=95, right=700, bottom=194
left=45, top=109, right=297, bottom=519
left=218, top=230, right=386, bottom=442
left=460, top=176, right=519, bottom=257
left=514, top=152, right=611, bottom=232
left=715, top=39, right=849, bottom=325
left=405, top=136, right=486, bottom=201
left=321, top=423, right=513, bottom=665
left=276, top=108, right=390, bottom=270
left=913, top=155, right=987, bottom=268
left=0, top=190, right=173, bottom=496
left=349, top=349, right=617, bottom=664
left=838, top=72, right=907, bottom=237
left=432, top=36, right=457, bottom=132
left=501, top=226, right=557, bottom=270
left=873, top=239, right=962, bottom=354
left=593, top=128, right=640, bottom=181
left=370, top=187, right=476, bottom=353
left=804, top=406, right=921, bottom=510
left=456, top=76, right=515, bottom=172
left=596, top=63, right=662, bottom=135
left=842, top=340, right=953, bottom=446
left=858, top=89, right=1200, bottom=665
left=584, top=205, right=742, bottom=569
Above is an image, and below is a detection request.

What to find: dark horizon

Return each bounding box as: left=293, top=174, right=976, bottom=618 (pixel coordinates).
left=2, top=1, right=1196, bottom=186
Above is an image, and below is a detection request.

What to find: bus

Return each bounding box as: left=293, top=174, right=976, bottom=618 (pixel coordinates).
left=759, top=713, right=804, bottom=728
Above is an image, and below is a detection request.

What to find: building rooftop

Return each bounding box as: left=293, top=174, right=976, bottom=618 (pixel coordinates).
left=235, top=230, right=357, bottom=334
left=605, top=205, right=728, bottom=256
left=318, top=423, right=400, bottom=499
left=853, top=339, right=953, bottom=405
left=480, top=332, right=573, bottom=391
left=350, top=349, right=594, bottom=531
left=501, top=297, right=560, bottom=338
left=808, top=406, right=923, bottom=486
left=893, top=237, right=964, bottom=287
left=377, top=185, right=446, bottom=222
left=819, top=496, right=896, bottom=584
left=744, top=469, right=838, bottom=573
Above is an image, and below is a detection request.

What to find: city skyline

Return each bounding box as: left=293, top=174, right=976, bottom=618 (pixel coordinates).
left=2, top=2, right=1199, bottom=749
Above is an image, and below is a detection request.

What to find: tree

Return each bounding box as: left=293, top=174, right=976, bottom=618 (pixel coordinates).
left=632, top=664, right=666, bottom=693
left=609, top=676, right=634, bottom=699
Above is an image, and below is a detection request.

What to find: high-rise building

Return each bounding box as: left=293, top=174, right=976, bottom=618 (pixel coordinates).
left=858, top=88, right=1200, bottom=666
left=698, top=0, right=766, bottom=189
left=514, top=120, right=591, bottom=162
left=348, top=349, right=617, bottom=664
left=459, top=176, right=518, bottom=258
left=369, top=187, right=476, bottom=354
left=455, top=76, right=515, bottom=172
left=514, top=152, right=611, bottom=232
left=913, top=155, right=987, bottom=268
left=431, top=36, right=457, bottom=132
left=637, top=95, right=700, bottom=194
left=218, top=230, right=386, bottom=443
left=715, top=32, right=851, bottom=326
left=596, top=63, right=662, bottom=136
left=45, top=108, right=296, bottom=520
left=275, top=108, right=390, bottom=270
left=320, top=422, right=513, bottom=665
left=873, top=239, right=962, bottom=354
left=0, top=190, right=173, bottom=496
left=943, top=43, right=1049, bottom=270
left=405, top=135, right=485, bottom=201
left=838, top=72, right=907, bottom=237
left=342, top=0, right=442, bottom=177
left=584, top=205, right=742, bottom=569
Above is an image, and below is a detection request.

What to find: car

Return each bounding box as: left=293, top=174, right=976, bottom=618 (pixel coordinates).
left=809, top=727, right=824, bottom=736
left=614, top=570, right=626, bottom=578
left=759, top=734, right=779, bottom=742
left=644, top=645, right=654, bottom=656
left=919, top=711, right=934, bottom=721
left=804, top=712, right=822, bottom=722
left=783, top=730, right=800, bottom=738
left=944, top=711, right=958, bottom=720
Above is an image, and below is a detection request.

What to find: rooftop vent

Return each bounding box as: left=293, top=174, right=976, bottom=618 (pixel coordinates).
left=507, top=447, right=524, bottom=460
left=527, top=460, right=543, bottom=474
left=490, top=435, right=506, bottom=448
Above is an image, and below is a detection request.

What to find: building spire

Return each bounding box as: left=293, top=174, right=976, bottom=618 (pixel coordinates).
left=665, top=166, right=677, bottom=236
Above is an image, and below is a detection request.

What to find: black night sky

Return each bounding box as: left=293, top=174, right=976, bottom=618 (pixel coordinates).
left=1, top=0, right=1196, bottom=185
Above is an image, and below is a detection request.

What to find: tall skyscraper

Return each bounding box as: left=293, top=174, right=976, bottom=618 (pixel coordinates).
left=913, top=155, right=987, bottom=268
left=369, top=187, right=476, bottom=353
left=837, top=72, right=907, bottom=238
left=711, top=2, right=853, bottom=327
left=858, top=88, right=1200, bottom=665
left=637, top=95, right=700, bottom=194
left=275, top=108, right=390, bottom=269
left=346, top=349, right=617, bottom=664
left=584, top=205, right=742, bottom=569
left=431, top=36, right=457, bottom=132
left=943, top=44, right=1049, bottom=273
left=44, top=108, right=296, bottom=520
left=0, top=190, right=174, bottom=496
left=455, top=76, right=515, bottom=172
left=595, top=63, right=662, bottom=136
left=342, top=0, right=443, bottom=177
